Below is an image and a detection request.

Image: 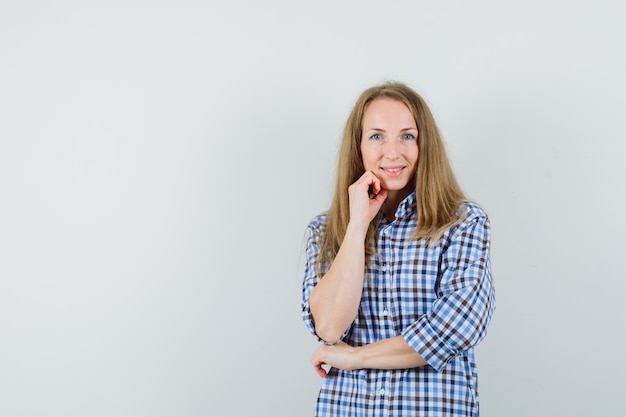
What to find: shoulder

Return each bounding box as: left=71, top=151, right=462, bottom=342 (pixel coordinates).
left=444, top=201, right=490, bottom=240
left=459, top=200, right=489, bottom=225
left=436, top=201, right=491, bottom=253
left=306, top=212, right=329, bottom=237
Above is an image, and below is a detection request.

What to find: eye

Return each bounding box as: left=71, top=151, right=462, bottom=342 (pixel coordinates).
left=402, top=133, right=416, bottom=141
left=370, top=133, right=383, bottom=141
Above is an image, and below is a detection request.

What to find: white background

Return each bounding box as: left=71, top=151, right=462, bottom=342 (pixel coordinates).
left=1, top=1, right=625, bottom=416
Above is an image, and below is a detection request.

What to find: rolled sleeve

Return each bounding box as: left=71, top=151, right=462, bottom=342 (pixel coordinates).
left=301, top=218, right=353, bottom=343
left=301, top=222, right=321, bottom=338
left=402, top=212, right=496, bottom=372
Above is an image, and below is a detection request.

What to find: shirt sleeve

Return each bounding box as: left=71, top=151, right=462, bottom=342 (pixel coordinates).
left=301, top=220, right=352, bottom=344
left=401, top=210, right=496, bottom=372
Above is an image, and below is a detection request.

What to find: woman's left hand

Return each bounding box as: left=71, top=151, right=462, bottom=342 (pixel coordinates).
left=310, top=341, right=358, bottom=378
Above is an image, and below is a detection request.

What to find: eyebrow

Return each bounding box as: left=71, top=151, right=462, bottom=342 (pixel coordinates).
left=365, top=127, right=418, bottom=132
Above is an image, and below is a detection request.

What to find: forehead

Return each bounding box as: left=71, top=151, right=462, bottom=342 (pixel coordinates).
left=362, top=98, right=416, bottom=128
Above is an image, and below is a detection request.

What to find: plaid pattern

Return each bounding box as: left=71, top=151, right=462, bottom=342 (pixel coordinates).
left=302, top=193, right=495, bottom=417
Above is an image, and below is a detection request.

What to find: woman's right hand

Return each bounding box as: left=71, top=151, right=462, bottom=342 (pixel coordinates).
left=348, top=171, right=388, bottom=229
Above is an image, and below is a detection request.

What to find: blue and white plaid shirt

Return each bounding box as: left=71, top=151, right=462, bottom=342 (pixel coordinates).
left=302, top=192, right=496, bottom=417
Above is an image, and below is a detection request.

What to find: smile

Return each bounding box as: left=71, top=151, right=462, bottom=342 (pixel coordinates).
left=382, top=166, right=405, bottom=177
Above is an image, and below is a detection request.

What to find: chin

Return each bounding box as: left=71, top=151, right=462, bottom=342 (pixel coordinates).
left=384, top=182, right=415, bottom=199
left=383, top=180, right=412, bottom=191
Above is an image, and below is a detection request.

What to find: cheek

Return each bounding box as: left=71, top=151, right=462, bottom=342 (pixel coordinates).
left=362, top=157, right=375, bottom=171
left=360, top=145, right=376, bottom=167
left=404, top=145, right=419, bottom=165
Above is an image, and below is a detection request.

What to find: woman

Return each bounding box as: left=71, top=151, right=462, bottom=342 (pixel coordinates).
left=301, top=81, right=496, bottom=416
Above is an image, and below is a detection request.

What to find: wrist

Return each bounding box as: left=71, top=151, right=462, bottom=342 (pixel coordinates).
left=349, top=345, right=366, bottom=370
left=346, top=221, right=370, bottom=239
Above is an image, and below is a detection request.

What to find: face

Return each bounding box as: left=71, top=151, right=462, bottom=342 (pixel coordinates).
left=360, top=98, right=419, bottom=198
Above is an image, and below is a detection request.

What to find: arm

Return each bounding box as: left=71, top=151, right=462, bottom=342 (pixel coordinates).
left=307, top=221, right=367, bottom=343
left=307, top=172, right=387, bottom=343
left=310, top=336, right=427, bottom=378
left=401, top=210, right=496, bottom=372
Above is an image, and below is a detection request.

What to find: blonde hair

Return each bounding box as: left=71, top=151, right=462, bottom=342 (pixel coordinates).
left=319, top=81, right=467, bottom=267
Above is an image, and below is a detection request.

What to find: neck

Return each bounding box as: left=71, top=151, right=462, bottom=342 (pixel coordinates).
left=382, top=189, right=410, bottom=221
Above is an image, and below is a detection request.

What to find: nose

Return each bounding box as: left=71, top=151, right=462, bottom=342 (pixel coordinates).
left=383, top=137, right=400, bottom=159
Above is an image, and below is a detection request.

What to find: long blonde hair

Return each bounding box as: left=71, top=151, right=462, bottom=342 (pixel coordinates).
left=319, top=81, right=467, bottom=267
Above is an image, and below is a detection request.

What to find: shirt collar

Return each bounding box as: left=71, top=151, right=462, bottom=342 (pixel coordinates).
left=393, top=191, right=416, bottom=220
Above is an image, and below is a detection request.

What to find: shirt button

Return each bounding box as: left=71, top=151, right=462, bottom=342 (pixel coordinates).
left=383, top=310, right=389, bottom=317
left=379, top=389, right=385, bottom=396
left=381, top=265, right=387, bottom=272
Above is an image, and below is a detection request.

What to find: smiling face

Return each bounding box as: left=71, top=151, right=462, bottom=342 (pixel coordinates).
left=360, top=98, right=419, bottom=202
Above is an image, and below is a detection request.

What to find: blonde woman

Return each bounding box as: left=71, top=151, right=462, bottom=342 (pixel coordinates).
left=301, top=81, right=496, bottom=416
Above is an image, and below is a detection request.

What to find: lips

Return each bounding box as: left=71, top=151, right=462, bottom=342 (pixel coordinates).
left=381, top=166, right=405, bottom=177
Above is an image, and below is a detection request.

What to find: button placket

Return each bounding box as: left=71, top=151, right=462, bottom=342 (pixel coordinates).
left=379, top=224, right=394, bottom=338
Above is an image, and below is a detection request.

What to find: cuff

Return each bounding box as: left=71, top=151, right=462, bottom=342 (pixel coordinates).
left=301, top=301, right=351, bottom=344
left=402, top=317, right=457, bottom=373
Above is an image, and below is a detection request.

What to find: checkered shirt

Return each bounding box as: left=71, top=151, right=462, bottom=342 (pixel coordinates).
left=301, top=193, right=495, bottom=417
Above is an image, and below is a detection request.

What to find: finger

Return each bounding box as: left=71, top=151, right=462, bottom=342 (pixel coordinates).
left=373, top=188, right=388, bottom=203
left=357, top=173, right=376, bottom=193
left=366, top=171, right=382, bottom=194
left=311, top=356, right=329, bottom=378
left=314, top=364, right=328, bottom=378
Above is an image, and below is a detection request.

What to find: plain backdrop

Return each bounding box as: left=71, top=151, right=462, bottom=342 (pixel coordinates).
left=1, top=1, right=625, bottom=416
